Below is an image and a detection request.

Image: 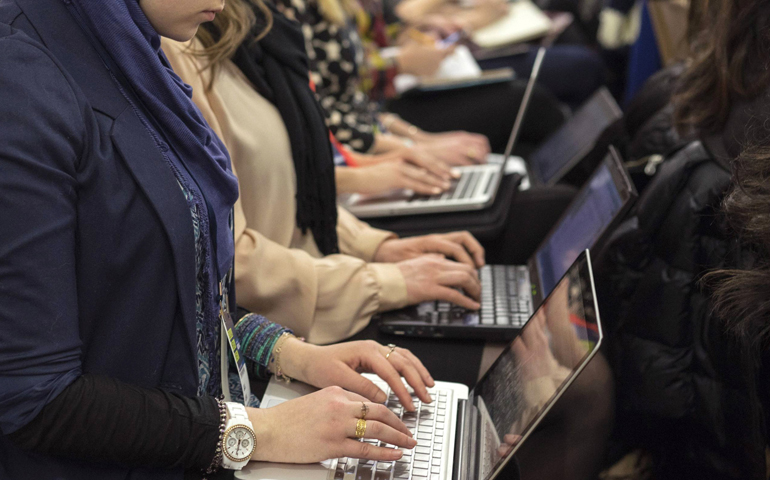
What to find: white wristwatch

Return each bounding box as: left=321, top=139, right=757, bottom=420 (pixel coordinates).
left=221, top=402, right=257, bottom=470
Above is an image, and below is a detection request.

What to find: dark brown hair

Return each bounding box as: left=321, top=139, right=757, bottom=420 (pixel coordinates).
left=193, top=0, right=273, bottom=89
left=673, top=0, right=770, bottom=136
left=707, top=145, right=770, bottom=344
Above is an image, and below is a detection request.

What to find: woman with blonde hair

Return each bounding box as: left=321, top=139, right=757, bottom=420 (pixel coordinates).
left=162, top=0, right=488, bottom=345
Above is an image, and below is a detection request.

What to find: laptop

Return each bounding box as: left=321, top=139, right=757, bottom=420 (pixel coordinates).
left=341, top=47, right=547, bottom=219
left=378, top=146, right=635, bottom=340
left=493, top=87, right=623, bottom=189
left=238, top=250, right=602, bottom=480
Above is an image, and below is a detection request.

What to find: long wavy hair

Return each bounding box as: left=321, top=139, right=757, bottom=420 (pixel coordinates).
left=672, top=0, right=770, bottom=136
left=707, top=146, right=770, bottom=344
left=193, top=0, right=273, bottom=89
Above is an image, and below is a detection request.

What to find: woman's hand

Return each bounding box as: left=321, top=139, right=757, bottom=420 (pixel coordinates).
left=396, top=42, right=453, bottom=77
left=349, top=147, right=454, bottom=181
left=398, top=254, right=482, bottom=310
left=414, top=131, right=491, bottom=165
left=374, top=231, right=486, bottom=268
left=335, top=162, right=450, bottom=196
left=248, top=387, right=417, bottom=463
left=278, top=339, right=435, bottom=411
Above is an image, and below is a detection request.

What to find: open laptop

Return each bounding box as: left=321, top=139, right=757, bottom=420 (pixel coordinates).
left=239, top=250, right=602, bottom=480
left=493, top=87, right=622, bottom=189
left=378, top=146, right=635, bottom=340
left=341, top=47, right=546, bottom=219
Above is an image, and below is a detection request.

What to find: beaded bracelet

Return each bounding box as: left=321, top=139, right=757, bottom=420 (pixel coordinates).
left=203, top=396, right=227, bottom=477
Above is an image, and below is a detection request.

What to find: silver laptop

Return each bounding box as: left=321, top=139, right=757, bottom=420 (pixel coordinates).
left=341, top=47, right=547, bottom=219
left=238, top=250, right=602, bottom=480
left=495, top=87, right=623, bottom=189
left=378, top=147, right=635, bottom=340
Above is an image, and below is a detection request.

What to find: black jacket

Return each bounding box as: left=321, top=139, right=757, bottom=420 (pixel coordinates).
left=594, top=141, right=766, bottom=479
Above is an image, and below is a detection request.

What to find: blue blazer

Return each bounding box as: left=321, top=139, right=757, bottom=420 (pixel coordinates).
left=0, top=0, right=201, bottom=478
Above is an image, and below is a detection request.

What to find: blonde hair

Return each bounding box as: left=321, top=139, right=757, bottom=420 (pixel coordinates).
left=193, top=0, right=274, bottom=89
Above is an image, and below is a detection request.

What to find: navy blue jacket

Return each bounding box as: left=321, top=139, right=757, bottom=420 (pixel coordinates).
left=0, top=0, right=202, bottom=478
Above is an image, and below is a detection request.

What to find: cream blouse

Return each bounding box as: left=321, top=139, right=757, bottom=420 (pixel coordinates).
left=163, top=39, right=409, bottom=345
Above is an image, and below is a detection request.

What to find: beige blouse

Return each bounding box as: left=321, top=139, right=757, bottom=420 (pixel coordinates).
left=163, top=39, right=409, bottom=345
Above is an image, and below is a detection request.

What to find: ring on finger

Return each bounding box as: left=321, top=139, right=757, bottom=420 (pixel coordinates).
left=355, top=418, right=367, bottom=439
left=360, top=402, right=369, bottom=420
left=466, top=147, right=478, bottom=159
left=385, top=344, right=397, bottom=360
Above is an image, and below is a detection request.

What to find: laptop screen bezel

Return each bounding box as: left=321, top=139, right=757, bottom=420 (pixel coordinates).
left=466, top=250, right=603, bottom=480
left=527, top=146, right=636, bottom=306
left=528, top=87, right=622, bottom=187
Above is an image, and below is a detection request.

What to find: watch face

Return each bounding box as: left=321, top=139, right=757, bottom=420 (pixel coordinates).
left=223, top=425, right=256, bottom=462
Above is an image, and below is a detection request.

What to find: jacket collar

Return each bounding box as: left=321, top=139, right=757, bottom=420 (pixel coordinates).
left=10, top=0, right=200, bottom=373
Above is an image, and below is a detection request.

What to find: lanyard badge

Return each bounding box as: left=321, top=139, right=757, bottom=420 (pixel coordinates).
left=219, top=270, right=252, bottom=404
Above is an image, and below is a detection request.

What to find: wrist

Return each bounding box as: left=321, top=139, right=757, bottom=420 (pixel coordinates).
left=272, top=337, right=309, bottom=383
left=372, top=238, right=394, bottom=263
left=246, top=407, right=273, bottom=462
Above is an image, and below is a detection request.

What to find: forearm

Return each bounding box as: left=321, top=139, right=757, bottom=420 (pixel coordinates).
left=395, top=0, right=450, bottom=24
left=380, top=114, right=429, bottom=141
left=335, top=166, right=366, bottom=194
left=7, top=374, right=220, bottom=471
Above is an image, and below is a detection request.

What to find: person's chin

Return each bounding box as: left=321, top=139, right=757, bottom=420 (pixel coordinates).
left=163, top=24, right=201, bottom=43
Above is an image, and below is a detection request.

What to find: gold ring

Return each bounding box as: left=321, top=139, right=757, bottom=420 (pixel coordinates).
left=355, top=418, right=367, bottom=439
left=360, top=402, right=369, bottom=420
left=385, top=344, right=397, bottom=360
left=467, top=147, right=478, bottom=159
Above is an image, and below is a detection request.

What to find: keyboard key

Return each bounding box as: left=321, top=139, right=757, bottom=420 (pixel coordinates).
left=376, top=462, right=393, bottom=471
left=414, top=461, right=430, bottom=470
left=417, top=433, right=432, bottom=440
left=412, top=470, right=429, bottom=478
left=432, top=465, right=441, bottom=473
left=415, top=453, right=431, bottom=462
left=416, top=446, right=431, bottom=455
left=418, top=425, right=433, bottom=433
left=432, top=458, right=442, bottom=466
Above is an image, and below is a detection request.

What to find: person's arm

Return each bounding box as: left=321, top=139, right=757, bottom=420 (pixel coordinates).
left=232, top=200, right=409, bottom=345
left=336, top=207, right=397, bottom=262
left=0, top=32, right=220, bottom=471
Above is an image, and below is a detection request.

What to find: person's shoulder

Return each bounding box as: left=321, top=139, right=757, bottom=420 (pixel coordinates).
left=0, top=24, right=74, bottom=88
left=0, top=24, right=89, bottom=160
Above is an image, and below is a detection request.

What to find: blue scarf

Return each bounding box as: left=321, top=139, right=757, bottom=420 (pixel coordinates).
left=69, top=0, right=239, bottom=281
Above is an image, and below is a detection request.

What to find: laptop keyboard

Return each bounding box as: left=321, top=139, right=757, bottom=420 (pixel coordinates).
left=419, top=265, right=531, bottom=328
left=479, top=265, right=532, bottom=327
left=332, top=385, right=453, bottom=480
left=409, top=170, right=489, bottom=203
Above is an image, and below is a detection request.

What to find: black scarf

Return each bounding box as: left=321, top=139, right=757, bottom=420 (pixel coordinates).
left=204, top=5, right=339, bottom=255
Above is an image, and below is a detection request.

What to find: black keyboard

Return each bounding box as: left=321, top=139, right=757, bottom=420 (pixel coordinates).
left=418, top=265, right=532, bottom=328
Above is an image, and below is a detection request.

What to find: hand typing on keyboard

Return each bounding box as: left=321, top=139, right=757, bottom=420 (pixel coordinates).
left=244, top=340, right=436, bottom=464
left=397, top=255, right=482, bottom=310
left=373, top=231, right=486, bottom=268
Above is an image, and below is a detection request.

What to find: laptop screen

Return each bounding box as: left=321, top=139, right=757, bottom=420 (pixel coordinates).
left=471, top=251, right=601, bottom=480
left=529, top=88, right=621, bottom=185
left=533, top=158, right=623, bottom=297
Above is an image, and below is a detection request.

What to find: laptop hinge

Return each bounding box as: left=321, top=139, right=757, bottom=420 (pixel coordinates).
left=454, top=396, right=478, bottom=480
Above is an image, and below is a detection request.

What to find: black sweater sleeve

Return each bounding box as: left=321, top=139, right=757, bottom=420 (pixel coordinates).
left=7, top=374, right=221, bottom=472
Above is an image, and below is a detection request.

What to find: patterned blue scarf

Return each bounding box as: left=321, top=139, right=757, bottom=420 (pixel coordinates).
left=69, top=0, right=239, bottom=281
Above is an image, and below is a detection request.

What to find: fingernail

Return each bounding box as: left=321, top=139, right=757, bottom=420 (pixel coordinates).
left=409, top=438, right=418, bottom=447
left=432, top=187, right=442, bottom=194
left=442, top=181, right=451, bottom=189
left=451, top=168, right=461, bottom=178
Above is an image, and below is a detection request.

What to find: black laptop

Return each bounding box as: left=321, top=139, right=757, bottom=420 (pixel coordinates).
left=501, top=87, right=622, bottom=188
left=378, top=146, right=635, bottom=340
